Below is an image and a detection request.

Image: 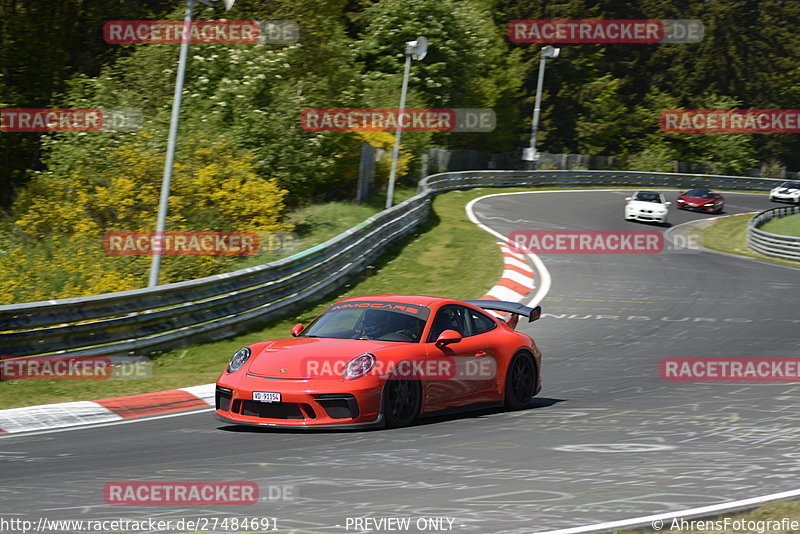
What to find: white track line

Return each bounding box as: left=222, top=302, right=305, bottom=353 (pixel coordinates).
left=465, top=188, right=800, bottom=533
left=0, top=401, right=122, bottom=433
left=0, top=385, right=216, bottom=435
left=0, top=407, right=214, bottom=438
left=537, top=488, right=800, bottom=534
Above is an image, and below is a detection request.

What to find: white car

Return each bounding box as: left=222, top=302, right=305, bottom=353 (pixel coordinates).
left=624, top=191, right=670, bottom=224
left=769, top=181, right=800, bottom=204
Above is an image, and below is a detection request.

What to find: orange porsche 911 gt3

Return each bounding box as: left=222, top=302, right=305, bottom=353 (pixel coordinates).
left=215, top=294, right=542, bottom=429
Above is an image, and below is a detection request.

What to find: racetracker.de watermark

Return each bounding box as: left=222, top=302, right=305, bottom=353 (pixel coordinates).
left=0, top=517, right=278, bottom=533
left=103, top=482, right=261, bottom=505
left=103, top=20, right=298, bottom=44
left=508, top=230, right=701, bottom=254
left=661, top=109, right=800, bottom=133
left=0, top=356, right=152, bottom=381
left=1, top=108, right=142, bottom=132
left=303, top=358, right=497, bottom=381
left=300, top=108, right=496, bottom=132
left=508, top=19, right=704, bottom=43
left=660, top=357, right=800, bottom=381
left=104, top=231, right=258, bottom=256
left=1, top=356, right=111, bottom=381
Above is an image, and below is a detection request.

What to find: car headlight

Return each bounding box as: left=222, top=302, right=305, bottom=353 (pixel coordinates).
left=227, top=347, right=252, bottom=373
left=342, top=353, right=376, bottom=380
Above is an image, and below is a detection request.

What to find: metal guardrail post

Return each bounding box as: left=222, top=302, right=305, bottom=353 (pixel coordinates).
left=747, top=204, right=800, bottom=261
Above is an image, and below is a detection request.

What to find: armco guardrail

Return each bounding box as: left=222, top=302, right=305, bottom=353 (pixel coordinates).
left=747, top=204, right=800, bottom=261
left=0, top=170, right=785, bottom=360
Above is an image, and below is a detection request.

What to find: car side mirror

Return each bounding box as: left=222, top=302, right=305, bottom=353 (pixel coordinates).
left=290, top=323, right=304, bottom=337
left=665, top=201, right=671, bottom=206
left=435, top=329, right=462, bottom=347
left=625, top=197, right=631, bottom=201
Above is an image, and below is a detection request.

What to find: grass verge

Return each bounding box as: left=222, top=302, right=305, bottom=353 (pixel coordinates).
left=0, top=187, right=516, bottom=409
left=697, top=213, right=800, bottom=269
left=761, top=212, right=800, bottom=237
left=235, top=186, right=419, bottom=267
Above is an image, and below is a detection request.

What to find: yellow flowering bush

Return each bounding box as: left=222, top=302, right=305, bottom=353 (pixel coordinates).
left=1, top=133, right=291, bottom=303
left=352, top=131, right=413, bottom=186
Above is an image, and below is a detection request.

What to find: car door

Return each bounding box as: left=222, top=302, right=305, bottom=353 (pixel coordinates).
left=463, top=307, right=503, bottom=400
left=422, top=305, right=490, bottom=412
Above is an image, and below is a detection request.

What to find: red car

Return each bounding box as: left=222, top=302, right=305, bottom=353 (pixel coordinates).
left=215, top=295, right=542, bottom=429
left=676, top=188, right=725, bottom=213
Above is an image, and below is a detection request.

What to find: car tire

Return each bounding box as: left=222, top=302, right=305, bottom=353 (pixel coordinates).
left=504, top=352, right=536, bottom=410
left=383, top=379, right=421, bottom=428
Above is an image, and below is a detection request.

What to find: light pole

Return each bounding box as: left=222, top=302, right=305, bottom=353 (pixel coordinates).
left=147, top=0, right=236, bottom=288
left=522, top=45, right=559, bottom=169
left=385, top=36, right=428, bottom=210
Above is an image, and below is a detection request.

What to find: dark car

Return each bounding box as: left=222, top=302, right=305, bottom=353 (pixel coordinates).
left=676, top=188, right=724, bottom=213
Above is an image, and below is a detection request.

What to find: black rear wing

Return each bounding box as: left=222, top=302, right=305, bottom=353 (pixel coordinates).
left=465, top=300, right=541, bottom=322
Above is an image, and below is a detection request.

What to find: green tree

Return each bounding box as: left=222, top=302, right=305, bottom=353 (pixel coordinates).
left=0, top=0, right=178, bottom=207
left=574, top=74, right=626, bottom=156
left=678, top=94, right=758, bottom=175
left=622, top=88, right=680, bottom=171
left=357, top=0, right=523, bottom=152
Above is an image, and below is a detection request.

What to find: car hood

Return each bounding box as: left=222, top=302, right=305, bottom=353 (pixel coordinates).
left=246, top=337, right=404, bottom=379
left=773, top=186, right=800, bottom=194
left=679, top=195, right=715, bottom=203
left=627, top=200, right=666, bottom=210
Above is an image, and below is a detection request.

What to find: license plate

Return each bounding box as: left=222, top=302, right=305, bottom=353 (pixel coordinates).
left=253, top=391, right=281, bottom=403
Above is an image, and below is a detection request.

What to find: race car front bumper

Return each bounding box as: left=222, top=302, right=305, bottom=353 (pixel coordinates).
left=625, top=209, right=668, bottom=223
left=214, top=375, right=384, bottom=428
left=677, top=201, right=717, bottom=212
left=770, top=193, right=800, bottom=203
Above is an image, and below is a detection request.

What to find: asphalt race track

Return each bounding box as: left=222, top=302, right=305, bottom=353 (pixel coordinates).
left=1, top=189, right=799, bottom=534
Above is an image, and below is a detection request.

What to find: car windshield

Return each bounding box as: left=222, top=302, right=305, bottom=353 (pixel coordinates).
left=781, top=181, right=800, bottom=188
left=686, top=188, right=713, bottom=198
left=301, top=301, right=430, bottom=343
left=633, top=192, right=662, bottom=203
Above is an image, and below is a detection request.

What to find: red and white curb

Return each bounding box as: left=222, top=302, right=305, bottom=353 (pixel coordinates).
left=480, top=242, right=535, bottom=303
left=466, top=192, right=551, bottom=308
left=0, top=244, right=528, bottom=434
left=0, top=384, right=214, bottom=434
